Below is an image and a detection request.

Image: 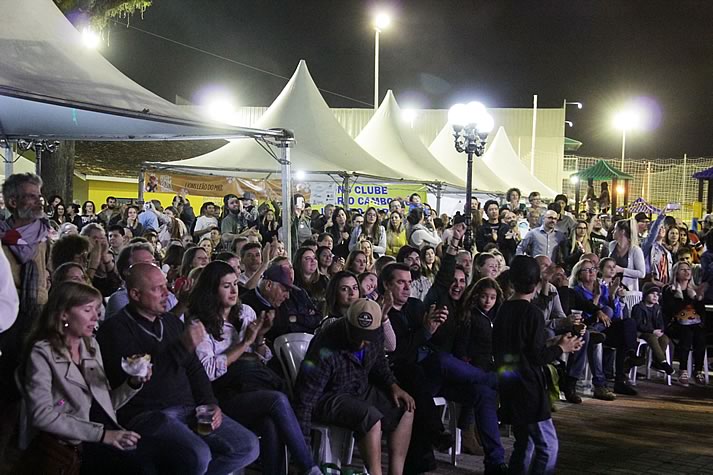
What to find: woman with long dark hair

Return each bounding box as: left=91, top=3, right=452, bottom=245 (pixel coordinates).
left=189, top=261, right=320, bottom=475
left=385, top=211, right=407, bottom=257
left=19, top=282, right=148, bottom=474
left=259, top=208, right=280, bottom=245
left=81, top=200, right=99, bottom=227
left=326, top=207, right=351, bottom=259
left=293, top=247, right=329, bottom=314
left=119, top=205, right=143, bottom=238
left=50, top=203, right=67, bottom=225
left=348, top=206, right=386, bottom=256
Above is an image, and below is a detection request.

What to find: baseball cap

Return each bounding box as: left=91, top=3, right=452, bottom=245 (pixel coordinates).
left=263, top=264, right=295, bottom=290
left=346, top=299, right=383, bottom=342
left=642, top=282, right=661, bottom=298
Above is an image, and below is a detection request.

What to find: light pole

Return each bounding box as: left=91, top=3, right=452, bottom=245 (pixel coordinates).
left=449, top=102, right=494, bottom=252
left=613, top=107, right=642, bottom=170
left=373, top=13, right=390, bottom=110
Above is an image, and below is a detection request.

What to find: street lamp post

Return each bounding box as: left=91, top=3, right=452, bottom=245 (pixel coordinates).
left=613, top=107, right=642, bottom=172
left=373, top=13, right=390, bottom=110
left=449, top=102, right=494, bottom=252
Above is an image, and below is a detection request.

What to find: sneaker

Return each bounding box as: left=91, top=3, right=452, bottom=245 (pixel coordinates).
left=694, top=371, right=706, bottom=385
left=651, top=360, right=675, bottom=375
left=592, top=386, right=616, bottom=401
left=613, top=381, right=638, bottom=396
left=678, top=370, right=690, bottom=387
left=563, top=380, right=583, bottom=404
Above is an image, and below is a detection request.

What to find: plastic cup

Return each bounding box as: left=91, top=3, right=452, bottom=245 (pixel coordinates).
left=195, top=405, right=215, bottom=435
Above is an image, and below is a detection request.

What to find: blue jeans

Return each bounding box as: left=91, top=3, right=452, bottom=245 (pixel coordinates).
left=509, top=419, right=558, bottom=475
left=563, top=329, right=590, bottom=380
left=126, top=405, right=259, bottom=475
left=420, top=352, right=505, bottom=468
left=221, top=390, right=316, bottom=475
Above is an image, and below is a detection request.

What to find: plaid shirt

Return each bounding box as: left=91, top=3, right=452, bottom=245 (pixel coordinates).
left=293, top=318, right=395, bottom=436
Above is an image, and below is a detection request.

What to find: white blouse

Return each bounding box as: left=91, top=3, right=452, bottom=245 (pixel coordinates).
left=195, top=304, right=273, bottom=381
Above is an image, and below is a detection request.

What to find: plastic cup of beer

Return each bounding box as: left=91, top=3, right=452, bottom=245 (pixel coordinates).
left=195, top=405, right=215, bottom=435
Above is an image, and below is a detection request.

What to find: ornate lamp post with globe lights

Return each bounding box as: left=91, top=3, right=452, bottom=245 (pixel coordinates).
left=448, top=101, right=494, bottom=251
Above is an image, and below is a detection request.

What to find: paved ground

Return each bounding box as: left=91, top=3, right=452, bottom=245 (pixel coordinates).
left=2, top=375, right=712, bottom=474
left=428, top=376, right=713, bottom=475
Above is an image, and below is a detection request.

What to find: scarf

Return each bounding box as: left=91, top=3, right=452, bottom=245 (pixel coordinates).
left=0, top=217, right=49, bottom=313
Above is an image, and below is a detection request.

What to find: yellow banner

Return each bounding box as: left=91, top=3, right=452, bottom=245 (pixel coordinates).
left=144, top=172, right=296, bottom=200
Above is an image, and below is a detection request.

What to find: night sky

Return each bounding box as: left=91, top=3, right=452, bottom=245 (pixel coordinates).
left=99, top=0, right=713, bottom=160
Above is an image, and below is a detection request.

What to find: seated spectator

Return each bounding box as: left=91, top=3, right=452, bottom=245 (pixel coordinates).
left=240, top=242, right=268, bottom=288
left=316, top=245, right=333, bottom=277
left=52, top=262, right=89, bottom=285
left=662, top=261, right=707, bottom=386
left=19, top=282, right=149, bottom=474
left=632, top=283, right=674, bottom=375
left=374, top=255, right=395, bottom=275
left=50, top=234, right=90, bottom=271
left=107, top=224, right=127, bottom=255
left=293, top=299, right=415, bottom=475
left=345, top=249, right=368, bottom=275
left=570, top=259, right=643, bottom=395
left=189, top=261, right=320, bottom=475
left=97, top=263, right=259, bottom=474
left=326, top=207, right=352, bottom=259
left=359, top=271, right=379, bottom=300
left=162, top=242, right=185, bottom=290
left=214, top=251, right=241, bottom=276
left=358, top=239, right=376, bottom=271
left=198, top=236, right=214, bottom=257
left=177, top=245, right=210, bottom=290
left=293, top=247, right=329, bottom=314
left=396, top=245, right=432, bottom=300
left=474, top=252, right=499, bottom=280
left=320, top=271, right=360, bottom=328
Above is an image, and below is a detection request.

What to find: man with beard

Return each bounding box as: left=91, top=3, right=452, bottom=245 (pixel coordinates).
left=0, top=173, right=51, bottom=457
left=589, top=214, right=609, bottom=256
left=389, top=225, right=507, bottom=474
left=396, top=245, right=431, bottom=300
left=293, top=299, right=415, bottom=475
left=97, top=195, right=123, bottom=227
left=221, top=194, right=252, bottom=237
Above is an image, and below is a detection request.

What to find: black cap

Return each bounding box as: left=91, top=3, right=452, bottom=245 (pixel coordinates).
left=263, top=264, right=295, bottom=289
left=635, top=212, right=649, bottom=223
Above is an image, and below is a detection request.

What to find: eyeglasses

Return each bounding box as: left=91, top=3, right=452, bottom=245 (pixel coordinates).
left=579, top=267, right=596, bottom=274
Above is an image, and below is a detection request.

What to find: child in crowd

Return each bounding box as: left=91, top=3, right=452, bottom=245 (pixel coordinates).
left=631, top=283, right=674, bottom=375
left=493, top=256, right=582, bottom=475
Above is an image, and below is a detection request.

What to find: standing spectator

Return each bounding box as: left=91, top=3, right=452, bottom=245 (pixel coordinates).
left=349, top=206, right=387, bottom=257
left=327, top=207, right=352, bottom=260
left=0, top=242, right=19, bottom=333
left=475, top=200, right=504, bottom=252
left=494, top=256, right=583, bottom=475
left=98, top=196, right=122, bottom=227
left=194, top=201, right=219, bottom=240
left=607, top=220, right=646, bottom=292
left=0, top=173, right=50, bottom=455
left=291, top=194, right=312, bottom=249
left=385, top=211, right=407, bottom=257
left=259, top=207, right=280, bottom=244
left=599, top=183, right=611, bottom=214
left=50, top=203, right=67, bottom=225
left=108, top=224, right=127, bottom=256
left=517, top=210, right=565, bottom=262
left=80, top=223, right=121, bottom=297
left=119, top=205, right=143, bottom=237
left=221, top=194, right=250, bottom=237
left=406, top=207, right=441, bottom=249
left=81, top=200, right=99, bottom=227
left=505, top=188, right=526, bottom=213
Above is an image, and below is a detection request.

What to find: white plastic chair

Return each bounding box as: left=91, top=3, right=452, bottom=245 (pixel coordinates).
left=272, top=332, right=355, bottom=467
left=622, top=291, right=643, bottom=316
left=686, top=347, right=710, bottom=384
left=433, top=396, right=461, bottom=466
left=629, top=338, right=672, bottom=386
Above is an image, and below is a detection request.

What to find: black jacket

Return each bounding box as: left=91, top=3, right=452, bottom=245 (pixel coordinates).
left=424, top=252, right=460, bottom=354
left=453, top=304, right=499, bottom=371
left=631, top=302, right=665, bottom=333
left=493, top=299, right=563, bottom=425
left=387, top=298, right=429, bottom=367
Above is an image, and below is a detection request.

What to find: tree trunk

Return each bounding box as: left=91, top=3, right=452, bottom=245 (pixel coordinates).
left=41, top=140, right=75, bottom=203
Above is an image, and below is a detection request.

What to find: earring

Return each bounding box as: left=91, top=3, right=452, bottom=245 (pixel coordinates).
left=63, top=321, right=69, bottom=328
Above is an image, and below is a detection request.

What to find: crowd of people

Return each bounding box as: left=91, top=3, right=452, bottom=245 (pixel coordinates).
left=0, top=172, right=712, bottom=475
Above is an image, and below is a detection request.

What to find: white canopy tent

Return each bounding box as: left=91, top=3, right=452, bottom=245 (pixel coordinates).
left=481, top=127, right=557, bottom=197
left=429, top=123, right=509, bottom=193
left=356, top=90, right=465, bottom=187
left=0, top=0, right=295, bottom=249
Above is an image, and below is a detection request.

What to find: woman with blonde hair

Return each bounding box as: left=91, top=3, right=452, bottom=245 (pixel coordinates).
left=560, top=220, right=592, bottom=273
left=385, top=210, right=407, bottom=257
left=358, top=238, right=376, bottom=272
left=19, top=282, right=149, bottom=474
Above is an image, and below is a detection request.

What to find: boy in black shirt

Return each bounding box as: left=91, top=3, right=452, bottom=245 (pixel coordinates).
left=493, top=256, right=582, bottom=475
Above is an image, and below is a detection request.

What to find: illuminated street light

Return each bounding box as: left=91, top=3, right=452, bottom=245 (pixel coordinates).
left=565, top=101, right=583, bottom=109
left=449, top=101, right=494, bottom=251
left=616, top=185, right=625, bottom=195
left=373, top=12, right=391, bottom=110
left=81, top=27, right=101, bottom=49
left=570, top=175, right=579, bottom=185
left=295, top=170, right=306, bottom=181
left=565, top=120, right=574, bottom=128
left=202, top=93, right=236, bottom=124
left=613, top=105, right=644, bottom=170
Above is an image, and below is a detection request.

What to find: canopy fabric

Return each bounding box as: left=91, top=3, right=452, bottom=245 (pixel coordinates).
left=158, top=61, right=408, bottom=179
left=692, top=167, right=713, bottom=180
left=628, top=197, right=661, bottom=215
left=355, top=90, right=464, bottom=187
left=564, top=137, right=583, bottom=152
left=571, top=160, right=634, bottom=180
left=480, top=127, right=558, bottom=197
left=0, top=0, right=281, bottom=141
left=428, top=124, right=508, bottom=192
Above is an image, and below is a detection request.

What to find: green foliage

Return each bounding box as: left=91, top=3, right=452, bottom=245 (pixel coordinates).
left=54, top=0, right=152, bottom=29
